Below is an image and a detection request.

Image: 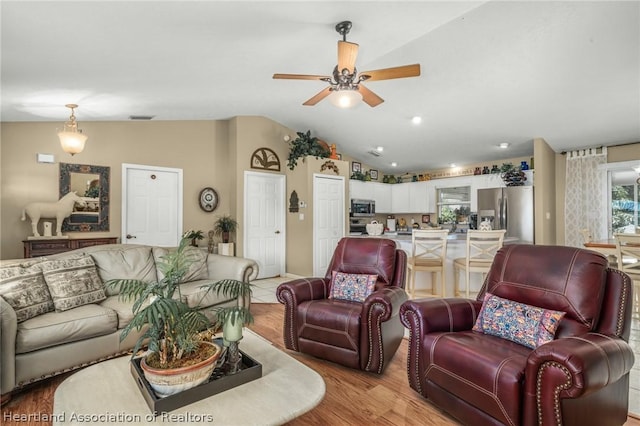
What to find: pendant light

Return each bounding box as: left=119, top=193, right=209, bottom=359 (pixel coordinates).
left=58, top=104, right=87, bottom=155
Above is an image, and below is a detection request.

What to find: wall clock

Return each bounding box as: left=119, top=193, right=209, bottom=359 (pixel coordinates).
left=199, top=187, right=218, bottom=212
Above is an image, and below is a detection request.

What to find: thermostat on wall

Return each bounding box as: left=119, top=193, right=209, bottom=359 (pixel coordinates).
left=36, top=153, right=55, bottom=163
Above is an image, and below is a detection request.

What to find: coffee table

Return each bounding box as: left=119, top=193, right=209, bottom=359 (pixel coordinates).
left=53, top=329, right=325, bottom=425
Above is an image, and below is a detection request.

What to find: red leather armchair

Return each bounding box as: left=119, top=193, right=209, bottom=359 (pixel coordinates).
left=277, top=237, right=408, bottom=373
left=400, top=244, right=635, bottom=426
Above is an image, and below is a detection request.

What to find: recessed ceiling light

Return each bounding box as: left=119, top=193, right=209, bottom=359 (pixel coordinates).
left=376, top=146, right=384, bottom=152
left=411, top=116, right=422, bottom=125
left=499, top=142, right=510, bottom=149
left=450, top=163, right=457, bottom=168
left=391, top=162, right=398, bottom=167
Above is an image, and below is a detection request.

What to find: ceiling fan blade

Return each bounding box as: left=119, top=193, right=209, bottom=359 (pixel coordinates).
left=273, top=74, right=330, bottom=80
left=358, top=84, right=384, bottom=107
left=303, top=87, right=333, bottom=106
left=359, top=64, right=421, bottom=82
left=337, top=41, right=359, bottom=73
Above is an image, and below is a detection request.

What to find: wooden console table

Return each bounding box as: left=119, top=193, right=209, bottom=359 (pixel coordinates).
left=23, top=237, right=118, bottom=258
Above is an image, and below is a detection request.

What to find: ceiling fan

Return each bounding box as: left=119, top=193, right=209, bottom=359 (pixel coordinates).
left=273, top=21, right=421, bottom=108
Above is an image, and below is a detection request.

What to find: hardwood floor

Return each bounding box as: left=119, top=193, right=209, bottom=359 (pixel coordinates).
left=1, top=303, right=639, bottom=425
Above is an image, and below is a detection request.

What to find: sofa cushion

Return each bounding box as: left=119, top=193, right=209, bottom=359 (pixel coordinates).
left=41, top=256, right=107, bottom=312
left=484, top=245, right=607, bottom=336
left=178, top=279, right=233, bottom=309
left=473, top=292, right=565, bottom=349
left=325, top=238, right=397, bottom=285
left=99, top=295, right=141, bottom=329
left=297, top=299, right=362, bottom=352
left=424, top=330, right=530, bottom=426
left=329, top=271, right=377, bottom=302
left=86, top=245, right=158, bottom=296
left=16, top=304, right=118, bottom=354
left=153, top=247, right=208, bottom=283
left=0, top=260, right=54, bottom=322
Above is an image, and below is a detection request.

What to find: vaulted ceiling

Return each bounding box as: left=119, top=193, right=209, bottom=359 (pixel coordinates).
left=2, top=1, right=638, bottom=173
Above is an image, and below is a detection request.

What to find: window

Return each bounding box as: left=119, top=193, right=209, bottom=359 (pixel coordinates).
left=611, top=170, right=639, bottom=234
left=437, top=186, right=471, bottom=225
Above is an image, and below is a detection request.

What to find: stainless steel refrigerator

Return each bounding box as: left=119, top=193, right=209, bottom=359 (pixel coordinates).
left=477, top=186, right=534, bottom=244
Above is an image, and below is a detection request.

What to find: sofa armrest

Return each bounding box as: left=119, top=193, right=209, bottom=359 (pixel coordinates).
left=276, top=277, right=328, bottom=352
left=276, top=277, right=329, bottom=307
left=363, top=287, right=408, bottom=322
left=523, top=333, right=635, bottom=426
left=0, top=297, right=17, bottom=396
left=206, top=254, right=259, bottom=283
left=400, top=298, right=482, bottom=335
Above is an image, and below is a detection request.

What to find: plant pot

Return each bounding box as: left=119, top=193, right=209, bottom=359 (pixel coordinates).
left=140, top=341, right=222, bottom=398
left=222, top=232, right=230, bottom=243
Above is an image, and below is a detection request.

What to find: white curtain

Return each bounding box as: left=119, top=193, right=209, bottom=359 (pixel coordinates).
left=565, top=147, right=607, bottom=247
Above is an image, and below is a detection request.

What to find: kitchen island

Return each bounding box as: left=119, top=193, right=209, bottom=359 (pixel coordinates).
left=351, top=232, right=517, bottom=299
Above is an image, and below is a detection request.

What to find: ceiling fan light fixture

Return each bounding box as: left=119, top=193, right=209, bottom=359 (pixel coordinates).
left=57, top=104, right=87, bottom=156
left=329, top=89, right=362, bottom=109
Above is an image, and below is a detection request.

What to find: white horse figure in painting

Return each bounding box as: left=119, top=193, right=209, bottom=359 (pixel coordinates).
left=21, top=192, right=86, bottom=237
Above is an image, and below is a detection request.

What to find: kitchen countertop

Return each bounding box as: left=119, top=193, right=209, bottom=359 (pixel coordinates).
left=350, top=232, right=471, bottom=241
left=350, top=232, right=519, bottom=243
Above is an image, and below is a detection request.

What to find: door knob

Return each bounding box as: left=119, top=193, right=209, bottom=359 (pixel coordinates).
left=275, top=230, right=281, bottom=234
left=126, top=234, right=137, bottom=239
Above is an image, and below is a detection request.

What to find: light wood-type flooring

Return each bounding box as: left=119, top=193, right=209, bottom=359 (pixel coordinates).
left=1, top=303, right=639, bottom=425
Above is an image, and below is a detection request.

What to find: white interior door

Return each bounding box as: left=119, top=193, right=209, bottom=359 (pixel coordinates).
left=122, top=164, right=183, bottom=247
left=313, top=174, right=345, bottom=277
left=244, top=171, right=285, bottom=278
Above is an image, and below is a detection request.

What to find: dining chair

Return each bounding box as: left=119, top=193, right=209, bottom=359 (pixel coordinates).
left=453, top=230, right=506, bottom=298
left=614, top=232, right=640, bottom=318
left=406, top=229, right=449, bottom=298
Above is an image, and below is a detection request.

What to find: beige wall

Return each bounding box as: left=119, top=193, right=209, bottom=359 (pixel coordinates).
left=228, top=116, right=293, bottom=257
left=532, top=138, right=557, bottom=245
left=0, top=118, right=294, bottom=260
left=285, top=156, right=350, bottom=276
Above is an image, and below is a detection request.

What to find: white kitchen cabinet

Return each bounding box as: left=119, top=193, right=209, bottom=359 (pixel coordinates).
left=408, top=181, right=429, bottom=212
left=372, top=182, right=392, bottom=213
left=391, top=183, right=410, bottom=213
left=390, top=181, right=433, bottom=213
left=349, top=180, right=373, bottom=201
left=349, top=180, right=393, bottom=213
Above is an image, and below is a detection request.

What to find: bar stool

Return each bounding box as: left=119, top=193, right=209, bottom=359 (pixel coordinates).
left=453, top=230, right=506, bottom=299
left=406, top=229, right=449, bottom=298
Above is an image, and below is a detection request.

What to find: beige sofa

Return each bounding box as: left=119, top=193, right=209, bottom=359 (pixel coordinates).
left=0, top=243, right=258, bottom=402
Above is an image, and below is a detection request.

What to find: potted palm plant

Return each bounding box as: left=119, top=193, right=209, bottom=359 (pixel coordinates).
left=213, top=215, right=238, bottom=243
left=106, top=233, right=253, bottom=397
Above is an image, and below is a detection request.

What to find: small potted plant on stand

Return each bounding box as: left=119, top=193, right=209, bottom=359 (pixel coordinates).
left=184, top=229, right=204, bottom=247
left=213, top=215, right=238, bottom=244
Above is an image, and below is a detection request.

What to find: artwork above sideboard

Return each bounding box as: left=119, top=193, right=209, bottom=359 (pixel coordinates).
left=59, top=163, right=110, bottom=232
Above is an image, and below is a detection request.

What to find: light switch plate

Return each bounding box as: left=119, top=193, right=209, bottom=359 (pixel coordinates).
left=37, top=153, right=55, bottom=163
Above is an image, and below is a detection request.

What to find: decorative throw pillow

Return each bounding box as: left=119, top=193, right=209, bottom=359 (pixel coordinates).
left=473, top=293, right=565, bottom=349
left=41, top=255, right=106, bottom=312
left=329, top=271, right=378, bottom=302
left=0, top=260, right=54, bottom=322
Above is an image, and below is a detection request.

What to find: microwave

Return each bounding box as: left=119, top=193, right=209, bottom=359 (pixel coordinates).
left=350, top=199, right=375, bottom=217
